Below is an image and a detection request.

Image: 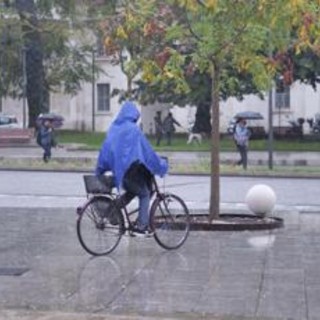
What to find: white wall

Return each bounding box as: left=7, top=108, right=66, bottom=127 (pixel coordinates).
left=140, top=102, right=171, bottom=135
left=49, top=57, right=128, bottom=132
left=140, top=103, right=196, bottom=135
left=2, top=63, right=320, bottom=134
left=219, top=94, right=269, bottom=131
left=151, top=82, right=320, bottom=134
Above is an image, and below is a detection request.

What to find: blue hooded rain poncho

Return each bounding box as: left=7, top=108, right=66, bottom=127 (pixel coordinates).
left=95, top=101, right=168, bottom=188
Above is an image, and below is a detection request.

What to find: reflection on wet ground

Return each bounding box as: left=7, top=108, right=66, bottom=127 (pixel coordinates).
left=0, top=207, right=320, bottom=320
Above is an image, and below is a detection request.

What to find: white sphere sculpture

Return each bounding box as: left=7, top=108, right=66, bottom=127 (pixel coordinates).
left=245, top=184, right=276, bottom=217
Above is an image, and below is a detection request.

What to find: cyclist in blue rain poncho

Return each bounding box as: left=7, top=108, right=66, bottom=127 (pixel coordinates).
left=95, top=101, right=168, bottom=236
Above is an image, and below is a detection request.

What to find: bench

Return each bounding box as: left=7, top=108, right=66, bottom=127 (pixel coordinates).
left=0, top=128, right=35, bottom=145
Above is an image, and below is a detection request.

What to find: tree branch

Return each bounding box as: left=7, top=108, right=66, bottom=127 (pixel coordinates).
left=195, top=0, right=206, bottom=6
left=184, top=9, right=203, bottom=43
left=212, top=2, right=257, bottom=58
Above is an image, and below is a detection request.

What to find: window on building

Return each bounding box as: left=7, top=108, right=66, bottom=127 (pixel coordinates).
left=97, top=83, right=110, bottom=112
left=96, top=36, right=105, bottom=57
left=275, top=79, right=290, bottom=109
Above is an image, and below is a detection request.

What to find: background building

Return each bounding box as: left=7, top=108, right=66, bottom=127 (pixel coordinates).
left=1, top=54, right=320, bottom=135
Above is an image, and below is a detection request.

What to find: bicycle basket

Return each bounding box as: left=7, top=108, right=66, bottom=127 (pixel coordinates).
left=83, top=175, right=115, bottom=194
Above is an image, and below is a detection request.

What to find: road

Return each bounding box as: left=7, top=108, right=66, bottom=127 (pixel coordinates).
left=0, top=170, right=319, bottom=211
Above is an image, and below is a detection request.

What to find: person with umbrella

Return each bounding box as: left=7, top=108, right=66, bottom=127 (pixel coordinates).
left=233, top=117, right=251, bottom=170
left=36, top=113, right=62, bottom=162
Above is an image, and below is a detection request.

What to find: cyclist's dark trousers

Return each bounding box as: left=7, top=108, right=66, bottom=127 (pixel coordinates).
left=122, top=162, right=152, bottom=229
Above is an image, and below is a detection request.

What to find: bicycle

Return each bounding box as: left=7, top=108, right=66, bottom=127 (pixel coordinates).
left=76, top=173, right=190, bottom=256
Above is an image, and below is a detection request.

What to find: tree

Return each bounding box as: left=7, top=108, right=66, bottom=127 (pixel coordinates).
left=15, top=0, right=49, bottom=126
left=101, top=0, right=173, bottom=96
left=101, top=0, right=262, bottom=118
left=291, top=48, right=320, bottom=89
left=136, top=28, right=320, bottom=135
left=101, top=0, right=320, bottom=220
left=0, top=0, right=114, bottom=127
left=140, top=0, right=320, bottom=219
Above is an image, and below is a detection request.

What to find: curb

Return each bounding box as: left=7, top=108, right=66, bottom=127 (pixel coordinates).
left=188, top=214, right=284, bottom=231
left=154, top=214, right=284, bottom=232
left=0, top=165, right=319, bottom=180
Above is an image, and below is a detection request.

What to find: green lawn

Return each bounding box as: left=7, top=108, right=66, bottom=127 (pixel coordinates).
left=57, top=130, right=320, bottom=152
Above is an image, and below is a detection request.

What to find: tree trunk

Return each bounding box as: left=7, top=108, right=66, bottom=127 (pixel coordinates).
left=209, top=61, right=220, bottom=220
left=193, top=101, right=212, bottom=135
left=15, top=0, right=49, bottom=128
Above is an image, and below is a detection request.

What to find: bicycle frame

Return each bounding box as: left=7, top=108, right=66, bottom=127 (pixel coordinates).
left=76, top=173, right=190, bottom=255
left=112, top=175, right=164, bottom=232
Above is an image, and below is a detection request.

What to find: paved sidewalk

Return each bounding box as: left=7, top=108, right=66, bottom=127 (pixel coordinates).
left=1, top=145, right=320, bottom=166
left=1, top=145, right=320, bottom=319
left=0, top=206, right=320, bottom=320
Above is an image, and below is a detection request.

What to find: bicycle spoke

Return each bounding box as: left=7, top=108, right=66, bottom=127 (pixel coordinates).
left=77, top=196, right=124, bottom=256
left=150, top=193, right=190, bottom=250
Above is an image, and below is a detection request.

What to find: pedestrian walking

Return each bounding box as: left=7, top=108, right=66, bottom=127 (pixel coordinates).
left=154, top=111, right=163, bottom=146
left=37, top=120, right=57, bottom=163
left=162, top=112, right=181, bottom=146
left=233, top=118, right=251, bottom=169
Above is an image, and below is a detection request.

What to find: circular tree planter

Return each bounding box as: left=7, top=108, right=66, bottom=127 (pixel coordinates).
left=189, top=213, right=284, bottom=231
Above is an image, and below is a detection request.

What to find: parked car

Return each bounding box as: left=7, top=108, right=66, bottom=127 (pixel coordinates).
left=0, top=114, right=19, bottom=128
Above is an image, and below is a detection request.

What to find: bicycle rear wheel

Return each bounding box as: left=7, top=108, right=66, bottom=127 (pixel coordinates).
left=77, top=196, right=124, bottom=256
left=150, top=193, right=190, bottom=250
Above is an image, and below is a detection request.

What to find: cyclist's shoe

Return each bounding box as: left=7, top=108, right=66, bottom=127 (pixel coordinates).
left=130, top=226, right=154, bottom=238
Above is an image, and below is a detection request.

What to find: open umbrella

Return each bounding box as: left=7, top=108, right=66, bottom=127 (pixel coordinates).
left=234, top=111, right=264, bottom=120
left=37, top=113, right=64, bottom=128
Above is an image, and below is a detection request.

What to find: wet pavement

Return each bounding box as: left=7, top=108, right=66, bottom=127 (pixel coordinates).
left=0, top=205, right=320, bottom=320
left=0, top=146, right=320, bottom=319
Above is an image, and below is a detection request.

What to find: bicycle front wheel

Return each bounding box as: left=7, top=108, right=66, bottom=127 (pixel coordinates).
left=77, top=196, right=124, bottom=256
left=150, top=193, right=190, bottom=250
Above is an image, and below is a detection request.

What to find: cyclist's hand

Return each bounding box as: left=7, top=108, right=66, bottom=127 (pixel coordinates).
left=159, top=157, right=169, bottom=176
